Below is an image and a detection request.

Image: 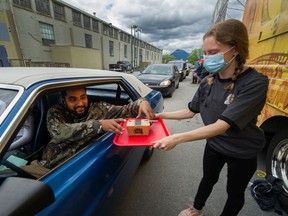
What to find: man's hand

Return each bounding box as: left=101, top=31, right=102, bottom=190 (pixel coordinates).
left=137, top=100, right=155, bottom=119
left=101, top=118, right=126, bottom=134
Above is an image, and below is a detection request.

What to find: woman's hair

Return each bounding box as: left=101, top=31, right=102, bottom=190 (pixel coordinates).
left=203, top=19, right=249, bottom=90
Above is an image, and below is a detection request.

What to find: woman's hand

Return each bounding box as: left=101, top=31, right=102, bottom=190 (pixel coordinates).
left=152, top=134, right=179, bottom=151
left=101, top=118, right=126, bottom=134
left=155, top=113, right=162, bottom=118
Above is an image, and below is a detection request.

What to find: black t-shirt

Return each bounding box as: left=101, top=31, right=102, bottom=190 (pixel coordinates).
left=188, top=67, right=269, bottom=159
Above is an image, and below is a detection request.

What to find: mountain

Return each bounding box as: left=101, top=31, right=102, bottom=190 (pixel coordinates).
left=170, top=49, right=189, bottom=61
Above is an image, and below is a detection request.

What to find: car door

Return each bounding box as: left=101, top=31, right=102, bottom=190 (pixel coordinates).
left=0, top=68, right=164, bottom=215
left=0, top=79, right=144, bottom=215
left=36, top=81, right=145, bottom=215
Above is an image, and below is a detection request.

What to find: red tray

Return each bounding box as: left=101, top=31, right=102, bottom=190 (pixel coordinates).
left=113, top=118, right=170, bottom=146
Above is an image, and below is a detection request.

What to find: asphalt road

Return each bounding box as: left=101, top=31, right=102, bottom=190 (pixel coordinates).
left=112, top=73, right=286, bottom=216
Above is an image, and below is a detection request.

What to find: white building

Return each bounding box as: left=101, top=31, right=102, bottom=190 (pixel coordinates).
left=0, top=0, right=162, bottom=69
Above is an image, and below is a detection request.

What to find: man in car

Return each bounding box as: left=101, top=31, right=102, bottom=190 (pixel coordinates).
left=41, top=87, right=155, bottom=169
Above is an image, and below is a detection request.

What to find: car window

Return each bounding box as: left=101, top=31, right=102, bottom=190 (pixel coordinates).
left=163, top=67, right=172, bottom=75
left=174, top=63, right=184, bottom=70
left=142, top=65, right=172, bottom=75
left=0, top=88, right=18, bottom=116
left=87, top=83, right=132, bottom=105
left=142, top=66, right=152, bottom=74
left=0, top=80, right=136, bottom=178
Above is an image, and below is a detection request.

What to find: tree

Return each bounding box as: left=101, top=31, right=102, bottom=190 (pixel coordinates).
left=162, top=55, right=175, bottom=63
left=188, top=48, right=203, bottom=65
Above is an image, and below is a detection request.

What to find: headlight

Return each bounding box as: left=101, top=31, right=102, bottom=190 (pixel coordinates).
left=159, top=80, right=171, bottom=86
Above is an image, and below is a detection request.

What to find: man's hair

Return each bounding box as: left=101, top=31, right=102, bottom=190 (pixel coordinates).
left=61, top=90, right=67, bottom=99
left=61, top=87, right=87, bottom=99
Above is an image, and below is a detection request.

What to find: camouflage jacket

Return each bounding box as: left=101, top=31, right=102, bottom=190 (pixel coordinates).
left=41, top=99, right=144, bottom=168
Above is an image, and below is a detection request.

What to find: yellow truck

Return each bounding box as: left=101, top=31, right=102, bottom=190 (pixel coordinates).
left=242, top=0, right=288, bottom=210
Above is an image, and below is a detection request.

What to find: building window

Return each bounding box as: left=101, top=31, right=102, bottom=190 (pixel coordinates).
left=83, top=15, right=91, bottom=29
left=124, top=34, right=128, bottom=43
left=108, top=27, right=113, bottom=37
left=85, top=34, right=92, bottom=48
left=39, top=22, right=55, bottom=45
left=72, top=10, right=82, bottom=27
left=35, top=0, right=50, bottom=16
left=109, top=41, right=114, bottom=56
left=13, top=0, right=32, bottom=9
left=92, top=20, right=99, bottom=32
left=53, top=2, right=65, bottom=21
left=124, top=44, right=127, bottom=58
left=114, top=30, right=118, bottom=39
left=103, top=25, right=108, bottom=35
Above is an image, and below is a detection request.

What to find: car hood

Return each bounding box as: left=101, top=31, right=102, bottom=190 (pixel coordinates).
left=137, top=74, right=171, bottom=84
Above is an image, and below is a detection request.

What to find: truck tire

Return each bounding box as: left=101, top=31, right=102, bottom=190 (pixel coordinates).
left=265, top=128, right=288, bottom=212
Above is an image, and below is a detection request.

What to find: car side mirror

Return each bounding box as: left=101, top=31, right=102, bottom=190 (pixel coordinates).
left=0, top=177, right=55, bottom=215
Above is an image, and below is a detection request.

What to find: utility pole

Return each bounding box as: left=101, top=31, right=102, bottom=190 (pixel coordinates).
left=131, top=25, right=137, bottom=68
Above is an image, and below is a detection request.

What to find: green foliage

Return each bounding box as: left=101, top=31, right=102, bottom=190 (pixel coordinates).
left=162, top=55, right=175, bottom=63
left=188, top=48, right=204, bottom=65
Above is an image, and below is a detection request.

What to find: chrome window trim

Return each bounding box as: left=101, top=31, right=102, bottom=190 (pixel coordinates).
left=0, top=77, right=136, bottom=154
left=0, top=84, right=24, bottom=125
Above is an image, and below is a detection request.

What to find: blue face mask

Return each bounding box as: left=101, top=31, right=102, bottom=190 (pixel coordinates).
left=203, top=47, right=235, bottom=74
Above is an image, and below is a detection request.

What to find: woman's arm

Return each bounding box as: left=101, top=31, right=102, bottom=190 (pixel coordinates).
left=152, top=119, right=230, bottom=150
left=157, top=108, right=195, bottom=120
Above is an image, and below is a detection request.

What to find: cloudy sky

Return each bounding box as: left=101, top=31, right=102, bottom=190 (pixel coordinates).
left=62, top=0, right=246, bottom=54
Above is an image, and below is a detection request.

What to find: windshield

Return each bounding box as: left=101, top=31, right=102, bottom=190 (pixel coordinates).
left=0, top=88, right=18, bottom=116
left=168, top=61, right=184, bottom=70
left=142, top=65, right=172, bottom=75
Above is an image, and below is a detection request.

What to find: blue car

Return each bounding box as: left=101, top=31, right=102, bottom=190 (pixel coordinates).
left=0, top=67, right=164, bottom=215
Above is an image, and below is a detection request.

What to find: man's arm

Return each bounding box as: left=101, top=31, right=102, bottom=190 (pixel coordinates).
left=100, top=98, right=155, bottom=134
left=115, top=98, right=155, bottom=119
left=46, top=105, right=103, bottom=145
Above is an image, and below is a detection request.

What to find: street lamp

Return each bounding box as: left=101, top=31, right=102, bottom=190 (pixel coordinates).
left=131, top=25, right=138, bottom=68
left=134, top=29, right=142, bottom=67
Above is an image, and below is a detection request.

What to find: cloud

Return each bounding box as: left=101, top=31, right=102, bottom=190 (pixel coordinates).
left=62, top=0, right=245, bottom=54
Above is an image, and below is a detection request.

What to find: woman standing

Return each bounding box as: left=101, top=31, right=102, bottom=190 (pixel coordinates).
left=153, top=19, right=269, bottom=216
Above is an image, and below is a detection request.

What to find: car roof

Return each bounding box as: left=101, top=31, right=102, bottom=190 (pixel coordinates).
left=149, top=64, right=172, bottom=67
left=0, top=67, right=142, bottom=89
left=168, top=60, right=185, bottom=63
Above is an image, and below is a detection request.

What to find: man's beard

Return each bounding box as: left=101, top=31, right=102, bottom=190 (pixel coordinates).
left=70, top=105, right=89, bottom=119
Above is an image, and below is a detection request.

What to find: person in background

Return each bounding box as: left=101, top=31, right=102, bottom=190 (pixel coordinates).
left=153, top=19, right=268, bottom=216
left=192, top=61, right=203, bottom=84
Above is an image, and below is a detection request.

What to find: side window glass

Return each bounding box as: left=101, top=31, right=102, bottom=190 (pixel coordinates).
left=87, top=83, right=132, bottom=105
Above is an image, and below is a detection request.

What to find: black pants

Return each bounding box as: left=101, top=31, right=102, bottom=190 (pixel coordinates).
left=194, top=144, right=257, bottom=216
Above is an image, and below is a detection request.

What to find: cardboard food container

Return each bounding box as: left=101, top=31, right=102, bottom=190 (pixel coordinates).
left=126, top=119, right=150, bottom=136
left=113, top=118, right=170, bottom=146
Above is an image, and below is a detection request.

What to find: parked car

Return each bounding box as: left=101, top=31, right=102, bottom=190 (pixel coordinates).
left=186, top=63, right=192, bottom=77
left=137, top=64, right=180, bottom=98
left=0, top=67, right=164, bottom=215
left=109, top=61, right=134, bottom=73
left=167, top=60, right=187, bottom=81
